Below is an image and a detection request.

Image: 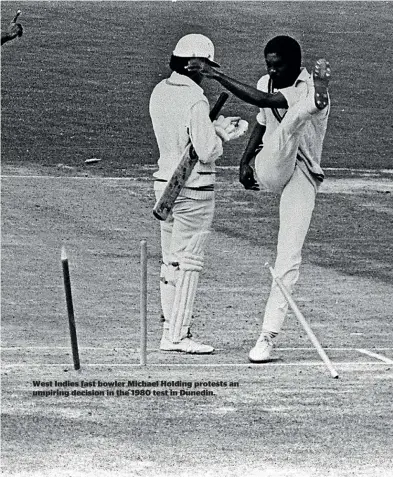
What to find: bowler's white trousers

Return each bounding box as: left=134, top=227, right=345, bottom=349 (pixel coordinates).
left=255, top=99, right=320, bottom=334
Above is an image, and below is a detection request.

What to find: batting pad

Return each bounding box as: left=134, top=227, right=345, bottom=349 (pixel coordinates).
left=169, top=231, right=210, bottom=343
left=160, top=263, right=177, bottom=330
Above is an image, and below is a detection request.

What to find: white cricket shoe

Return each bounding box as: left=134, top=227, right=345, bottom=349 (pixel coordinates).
left=313, top=58, right=331, bottom=110
left=248, top=335, right=274, bottom=363
left=160, top=336, right=214, bottom=354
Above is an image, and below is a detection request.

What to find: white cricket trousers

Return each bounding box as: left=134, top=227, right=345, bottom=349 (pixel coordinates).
left=255, top=100, right=319, bottom=334
left=154, top=191, right=215, bottom=264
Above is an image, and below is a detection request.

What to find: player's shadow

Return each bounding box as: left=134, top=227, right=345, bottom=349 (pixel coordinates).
left=249, top=357, right=282, bottom=364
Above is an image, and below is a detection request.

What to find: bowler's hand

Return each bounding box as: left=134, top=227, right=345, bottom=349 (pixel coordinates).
left=185, top=58, right=217, bottom=78
left=239, top=163, right=260, bottom=190
left=9, top=22, right=23, bottom=39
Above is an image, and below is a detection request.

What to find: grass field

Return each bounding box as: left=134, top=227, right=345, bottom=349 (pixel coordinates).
left=1, top=1, right=393, bottom=477
left=1, top=1, right=393, bottom=170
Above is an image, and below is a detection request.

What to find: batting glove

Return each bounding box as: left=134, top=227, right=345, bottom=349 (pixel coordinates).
left=214, top=116, right=249, bottom=142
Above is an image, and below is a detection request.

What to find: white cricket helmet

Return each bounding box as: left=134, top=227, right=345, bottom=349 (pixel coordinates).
left=173, top=33, right=220, bottom=67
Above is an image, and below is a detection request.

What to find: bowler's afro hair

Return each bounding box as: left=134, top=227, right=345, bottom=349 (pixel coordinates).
left=264, top=36, right=302, bottom=68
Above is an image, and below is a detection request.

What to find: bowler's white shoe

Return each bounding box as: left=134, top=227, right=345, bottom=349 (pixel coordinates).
left=313, top=58, right=331, bottom=110
left=248, top=335, right=274, bottom=363
left=160, top=336, right=214, bottom=354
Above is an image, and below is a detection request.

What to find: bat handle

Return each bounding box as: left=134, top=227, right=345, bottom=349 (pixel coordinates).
left=209, top=92, right=229, bottom=120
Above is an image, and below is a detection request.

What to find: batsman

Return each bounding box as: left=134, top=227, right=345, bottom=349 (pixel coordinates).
left=149, top=34, right=248, bottom=354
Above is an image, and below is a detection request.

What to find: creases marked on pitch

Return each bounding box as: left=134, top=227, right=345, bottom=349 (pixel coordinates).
left=356, top=349, right=393, bottom=364
left=2, top=167, right=393, bottom=177
left=2, top=361, right=391, bottom=368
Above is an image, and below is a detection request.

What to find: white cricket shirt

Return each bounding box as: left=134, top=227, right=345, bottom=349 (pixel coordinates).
left=150, top=72, right=223, bottom=191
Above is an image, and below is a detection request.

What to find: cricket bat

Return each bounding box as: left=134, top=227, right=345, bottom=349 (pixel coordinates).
left=153, top=92, right=229, bottom=221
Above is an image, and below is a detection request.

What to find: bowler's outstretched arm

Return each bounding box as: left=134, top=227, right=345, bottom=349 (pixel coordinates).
left=186, top=59, right=288, bottom=109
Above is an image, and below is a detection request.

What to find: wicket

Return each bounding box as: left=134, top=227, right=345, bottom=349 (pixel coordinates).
left=61, top=246, right=81, bottom=370
left=268, top=265, right=339, bottom=379
left=60, top=242, right=148, bottom=368
left=140, top=240, right=148, bottom=365
left=58, top=243, right=337, bottom=375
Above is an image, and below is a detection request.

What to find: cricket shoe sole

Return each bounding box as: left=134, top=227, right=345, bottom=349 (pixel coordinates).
left=313, top=58, right=331, bottom=110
